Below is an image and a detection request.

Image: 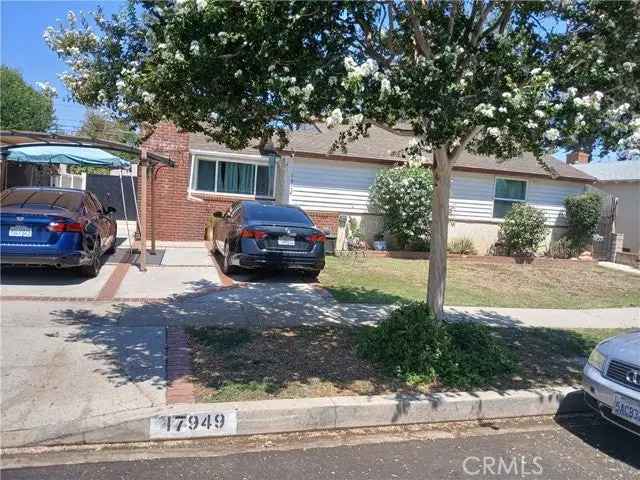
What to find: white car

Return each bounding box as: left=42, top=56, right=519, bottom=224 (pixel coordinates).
left=583, top=331, right=640, bottom=436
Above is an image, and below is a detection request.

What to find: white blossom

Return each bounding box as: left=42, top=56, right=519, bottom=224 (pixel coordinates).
left=326, top=108, right=343, bottom=128
left=141, top=91, right=156, bottom=103
left=474, top=103, right=496, bottom=118
left=543, top=128, right=560, bottom=142
left=174, top=51, right=185, bottom=62
left=623, top=62, right=636, bottom=72
left=487, top=127, right=501, bottom=137
left=302, top=83, right=314, bottom=99
left=190, top=41, right=200, bottom=56
left=234, top=69, right=243, bottom=78
left=380, top=78, right=391, bottom=95
left=36, top=81, right=57, bottom=97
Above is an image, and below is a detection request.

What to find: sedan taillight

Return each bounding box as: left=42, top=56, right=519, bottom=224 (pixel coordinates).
left=240, top=229, right=268, bottom=240
left=306, top=234, right=326, bottom=243
left=48, top=222, right=83, bottom=233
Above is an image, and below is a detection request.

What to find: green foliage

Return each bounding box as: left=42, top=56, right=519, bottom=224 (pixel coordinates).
left=45, top=2, right=640, bottom=159
left=369, top=165, right=434, bottom=249
left=564, top=192, right=602, bottom=251
left=546, top=237, right=579, bottom=259
left=357, top=302, right=516, bottom=389
left=447, top=237, right=477, bottom=255
left=0, top=66, right=54, bottom=131
left=499, top=204, right=548, bottom=255
left=77, top=110, right=138, bottom=145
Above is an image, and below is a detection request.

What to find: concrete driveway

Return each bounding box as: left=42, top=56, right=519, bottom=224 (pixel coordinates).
left=0, top=244, right=221, bottom=301
left=0, top=302, right=166, bottom=447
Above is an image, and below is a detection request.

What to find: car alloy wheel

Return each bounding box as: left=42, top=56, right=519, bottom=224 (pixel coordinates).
left=222, top=243, right=234, bottom=275
left=80, top=236, right=102, bottom=278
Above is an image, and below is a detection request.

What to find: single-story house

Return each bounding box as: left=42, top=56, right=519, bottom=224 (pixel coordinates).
left=575, top=159, right=640, bottom=254
left=142, top=123, right=595, bottom=254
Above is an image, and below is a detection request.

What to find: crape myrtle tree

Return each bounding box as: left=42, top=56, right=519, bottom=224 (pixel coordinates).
left=45, top=1, right=640, bottom=319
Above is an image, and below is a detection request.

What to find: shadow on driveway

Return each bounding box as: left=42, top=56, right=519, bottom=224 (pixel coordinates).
left=555, top=414, right=640, bottom=470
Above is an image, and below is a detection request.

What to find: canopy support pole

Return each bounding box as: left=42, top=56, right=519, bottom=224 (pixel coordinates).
left=139, top=152, right=147, bottom=272
left=150, top=165, right=156, bottom=255
left=0, top=156, right=7, bottom=190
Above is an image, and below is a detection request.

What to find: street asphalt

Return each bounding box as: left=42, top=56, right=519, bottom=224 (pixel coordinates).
left=2, top=416, right=638, bottom=480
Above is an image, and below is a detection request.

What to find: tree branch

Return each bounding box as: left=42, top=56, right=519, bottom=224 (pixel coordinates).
left=405, top=2, right=432, bottom=58
left=449, top=125, right=482, bottom=163
left=469, top=1, right=495, bottom=48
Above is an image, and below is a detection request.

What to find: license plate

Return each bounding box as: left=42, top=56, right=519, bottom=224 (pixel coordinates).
left=149, top=411, right=237, bottom=439
left=8, top=225, right=32, bottom=238
left=613, top=394, right=640, bottom=427
left=278, top=236, right=295, bottom=246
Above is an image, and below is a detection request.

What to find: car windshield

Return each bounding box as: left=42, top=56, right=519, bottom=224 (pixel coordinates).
left=244, top=203, right=313, bottom=225
left=1, top=189, right=83, bottom=211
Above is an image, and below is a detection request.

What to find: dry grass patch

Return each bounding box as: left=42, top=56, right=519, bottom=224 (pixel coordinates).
left=320, top=256, right=640, bottom=308
left=187, top=325, right=632, bottom=403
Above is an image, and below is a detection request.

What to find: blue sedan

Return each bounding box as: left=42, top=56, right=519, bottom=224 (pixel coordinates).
left=1, top=187, right=117, bottom=277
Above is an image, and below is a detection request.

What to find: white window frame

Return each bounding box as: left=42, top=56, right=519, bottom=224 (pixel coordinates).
left=493, top=176, right=528, bottom=219
left=188, top=150, right=277, bottom=198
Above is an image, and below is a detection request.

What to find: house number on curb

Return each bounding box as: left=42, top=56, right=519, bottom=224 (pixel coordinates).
left=149, top=411, right=237, bottom=438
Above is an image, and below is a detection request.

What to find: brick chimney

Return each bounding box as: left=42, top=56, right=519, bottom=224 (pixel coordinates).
left=567, top=150, right=590, bottom=164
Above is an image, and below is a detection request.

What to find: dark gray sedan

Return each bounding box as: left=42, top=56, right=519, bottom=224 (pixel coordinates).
left=212, top=200, right=325, bottom=278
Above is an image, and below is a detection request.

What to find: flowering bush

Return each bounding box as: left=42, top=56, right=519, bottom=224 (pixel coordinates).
left=564, top=192, right=602, bottom=251
left=369, top=165, right=433, bottom=250
left=499, top=204, right=548, bottom=256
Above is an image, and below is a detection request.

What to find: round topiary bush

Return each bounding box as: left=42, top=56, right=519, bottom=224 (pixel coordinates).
left=357, top=302, right=517, bottom=388
left=369, top=164, right=434, bottom=250
left=499, top=204, right=548, bottom=256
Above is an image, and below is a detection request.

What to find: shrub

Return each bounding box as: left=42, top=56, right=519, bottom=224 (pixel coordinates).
left=369, top=164, right=434, bottom=250
left=447, top=237, right=477, bottom=255
left=499, top=204, right=548, bottom=255
left=546, top=237, right=579, bottom=259
left=564, top=192, right=602, bottom=251
left=357, top=302, right=516, bottom=388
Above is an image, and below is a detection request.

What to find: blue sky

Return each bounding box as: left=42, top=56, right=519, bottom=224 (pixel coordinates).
left=1, top=0, right=125, bottom=131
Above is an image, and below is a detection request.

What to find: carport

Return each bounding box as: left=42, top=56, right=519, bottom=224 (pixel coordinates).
left=0, top=130, right=175, bottom=271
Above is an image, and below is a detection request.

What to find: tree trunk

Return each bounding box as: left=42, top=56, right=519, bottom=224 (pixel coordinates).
left=427, top=148, right=452, bottom=320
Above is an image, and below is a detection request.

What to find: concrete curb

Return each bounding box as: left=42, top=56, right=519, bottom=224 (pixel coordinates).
left=1, top=386, right=588, bottom=448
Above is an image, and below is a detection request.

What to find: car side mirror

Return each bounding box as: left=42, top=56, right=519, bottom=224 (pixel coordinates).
left=105, top=206, right=117, bottom=214
left=213, top=211, right=224, bottom=218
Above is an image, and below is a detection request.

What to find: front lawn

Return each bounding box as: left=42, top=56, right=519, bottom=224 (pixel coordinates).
left=319, top=256, right=640, bottom=308
left=187, top=325, right=630, bottom=403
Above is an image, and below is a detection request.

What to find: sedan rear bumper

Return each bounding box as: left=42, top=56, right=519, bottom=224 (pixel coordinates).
left=0, top=252, right=88, bottom=268
left=233, top=253, right=324, bottom=271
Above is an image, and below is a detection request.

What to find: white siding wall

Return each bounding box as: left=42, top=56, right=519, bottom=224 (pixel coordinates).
left=450, top=171, right=585, bottom=226
left=289, top=157, right=380, bottom=213
left=527, top=180, right=585, bottom=225
left=450, top=173, right=495, bottom=221
left=288, top=159, right=586, bottom=226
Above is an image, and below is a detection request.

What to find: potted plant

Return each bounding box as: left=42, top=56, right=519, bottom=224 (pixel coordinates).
left=373, top=232, right=387, bottom=251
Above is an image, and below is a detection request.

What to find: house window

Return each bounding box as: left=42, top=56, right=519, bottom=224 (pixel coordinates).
left=193, top=156, right=275, bottom=197
left=493, top=178, right=526, bottom=218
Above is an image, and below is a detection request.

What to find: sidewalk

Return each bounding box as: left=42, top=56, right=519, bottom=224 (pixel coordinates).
left=443, top=306, right=640, bottom=329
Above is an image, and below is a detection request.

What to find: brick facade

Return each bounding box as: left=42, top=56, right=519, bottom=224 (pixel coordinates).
left=306, top=211, right=340, bottom=234
left=142, top=123, right=341, bottom=240
left=141, top=123, right=236, bottom=240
